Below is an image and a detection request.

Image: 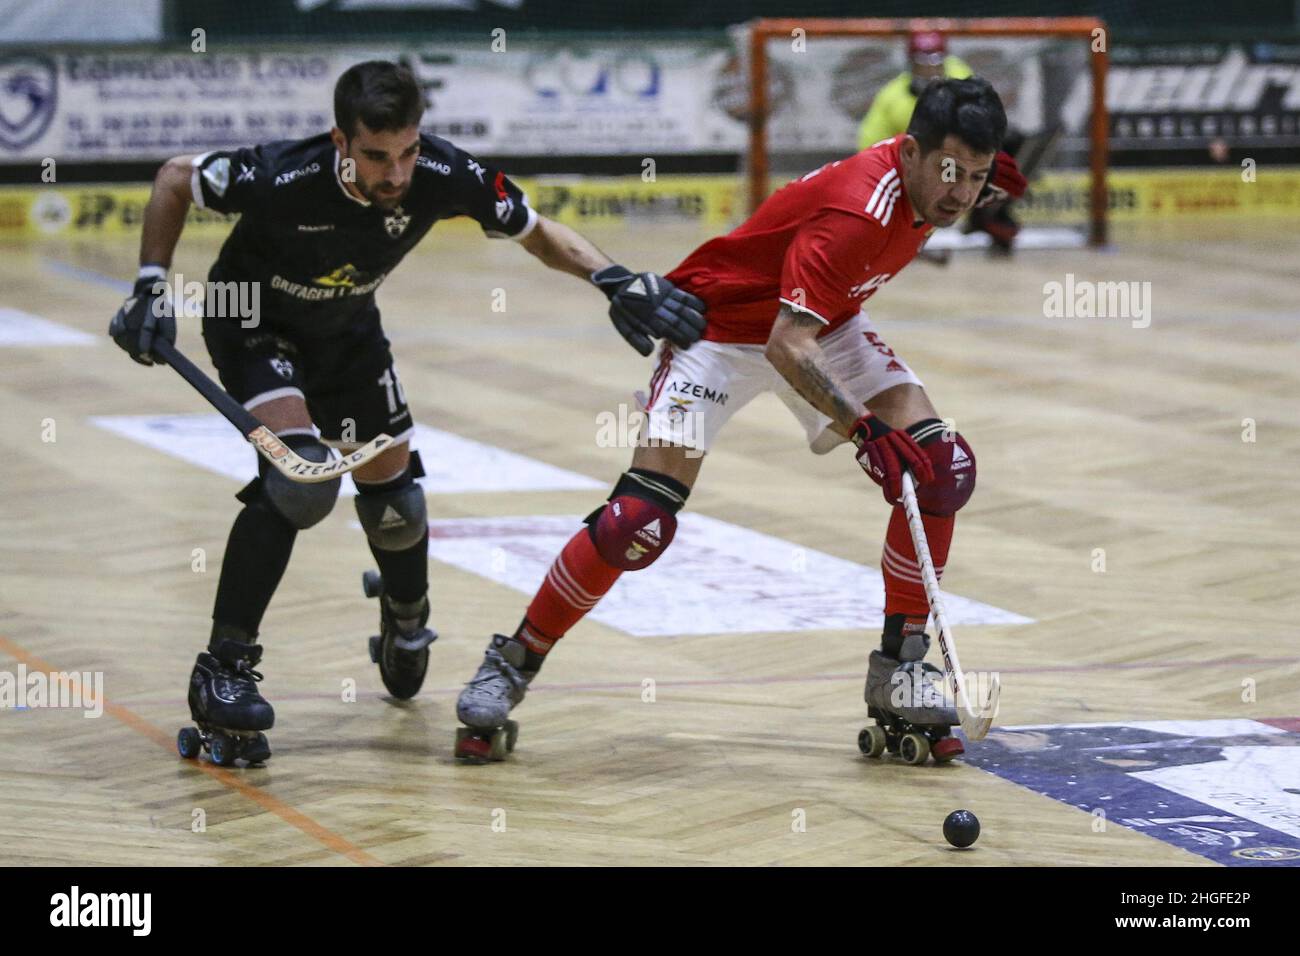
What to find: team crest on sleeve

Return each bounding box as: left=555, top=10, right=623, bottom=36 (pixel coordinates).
left=202, top=157, right=231, bottom=198
left=384, top=206, right=411, bottom=238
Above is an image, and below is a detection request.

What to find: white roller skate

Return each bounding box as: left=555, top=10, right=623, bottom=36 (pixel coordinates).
left=858, top=632, right=964, bottom=766
left=453, top=634, right=536, bottom=764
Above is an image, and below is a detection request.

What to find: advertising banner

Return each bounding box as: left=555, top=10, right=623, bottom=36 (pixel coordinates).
left=0, top=44, right=735, bottom=163
left=0, top=39, right=1295, bottom=165
left=3, top=169, right=1297, bottom=238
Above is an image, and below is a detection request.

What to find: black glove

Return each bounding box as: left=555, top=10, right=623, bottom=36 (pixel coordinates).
left=109, top=273, right=174, bottom=366
left=592, top=265, right=706, bottom=357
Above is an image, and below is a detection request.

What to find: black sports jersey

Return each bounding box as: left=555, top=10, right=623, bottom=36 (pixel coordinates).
left=191, top=132, right=535, bottom=337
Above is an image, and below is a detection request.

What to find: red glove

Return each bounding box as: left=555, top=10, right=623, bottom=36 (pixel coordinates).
left=852, top=413, right=934, bottom=504
left=976, top=150, right=1027, bottom=207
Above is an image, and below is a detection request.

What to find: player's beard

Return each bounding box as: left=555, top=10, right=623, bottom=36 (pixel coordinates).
left=362, top=177, right=410, bottom=210
left=930, top=197, right=968, bottom=227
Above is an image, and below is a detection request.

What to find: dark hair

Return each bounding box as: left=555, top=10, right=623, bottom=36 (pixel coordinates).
left=906, top=77, right=1007, bottom=155
left=334, top=61, right=424, bottom=139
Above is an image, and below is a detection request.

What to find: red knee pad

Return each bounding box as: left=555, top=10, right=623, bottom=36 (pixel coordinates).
left=914, top=432, right=976, bottom=517
left=592, top=496, right=677, bottom=570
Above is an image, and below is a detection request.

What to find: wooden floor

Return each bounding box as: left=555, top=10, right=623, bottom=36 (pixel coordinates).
left=1, top=215, right=1297, bottom=866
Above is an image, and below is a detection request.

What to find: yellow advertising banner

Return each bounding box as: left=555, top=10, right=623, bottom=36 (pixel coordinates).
left=1020, top=168, right=1300, bottom=224
left=0, top=185, right=238, bottom=237
left=2, top=168, right=1297, bottom=238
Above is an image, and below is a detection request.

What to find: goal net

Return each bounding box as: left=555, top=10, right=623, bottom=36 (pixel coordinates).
left=739, top=17, right=1110, bottom=247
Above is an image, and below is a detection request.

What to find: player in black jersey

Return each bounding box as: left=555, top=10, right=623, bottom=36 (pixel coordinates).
left=109, top=61, right=705, bottom=766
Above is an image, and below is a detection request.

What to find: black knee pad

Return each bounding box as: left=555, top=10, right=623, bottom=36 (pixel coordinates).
left=354, top=467, right=428, bottom=551
left=236, top=434, right=341, bottom=530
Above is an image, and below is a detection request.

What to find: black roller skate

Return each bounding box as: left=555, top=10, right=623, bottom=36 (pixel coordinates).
left=453, top=633, right=534, bottom=764
left=363, top=570, right=437, bottom=700
left=858, top=634, right=964, bottom=767
left=177, top=635, right=275, bottom=767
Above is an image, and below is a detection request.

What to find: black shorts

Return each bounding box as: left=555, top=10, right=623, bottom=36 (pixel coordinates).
left=201, top=308, right=414, bottom=446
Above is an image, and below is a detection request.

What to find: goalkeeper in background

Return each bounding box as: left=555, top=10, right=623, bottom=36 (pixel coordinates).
left=859, top=31, right=1026, bottom=255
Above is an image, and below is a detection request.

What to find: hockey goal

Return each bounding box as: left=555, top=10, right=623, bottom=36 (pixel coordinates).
left=744, top=17, right=1110, bottom=246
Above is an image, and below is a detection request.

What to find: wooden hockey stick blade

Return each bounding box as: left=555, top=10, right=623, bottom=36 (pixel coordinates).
left=247, top=425, right=393, bottom=483
left=957, top=672, right=999, bottom=741
left=152, top=339, right=395, bottom=483
left=941, top=630, right=995, bottom=740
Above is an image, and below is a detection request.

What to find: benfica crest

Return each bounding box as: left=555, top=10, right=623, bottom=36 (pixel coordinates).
left=384, top=206, right=411, bottom=238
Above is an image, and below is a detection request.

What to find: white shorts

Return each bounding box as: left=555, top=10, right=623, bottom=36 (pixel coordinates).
left=643, top=312, right=923, bottom=454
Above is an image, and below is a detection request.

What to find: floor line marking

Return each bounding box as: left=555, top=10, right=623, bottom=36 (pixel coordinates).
left=0, top=635, right=384, bottom=867
left=101, top=655, right=1300, bottom=708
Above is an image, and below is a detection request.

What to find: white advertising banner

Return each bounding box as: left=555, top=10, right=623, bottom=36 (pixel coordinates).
left=0, top=51, right=339, bottom=161
left=0, top=35, right=1090, bottom=164
left=0, top=43, right=741, bottom=163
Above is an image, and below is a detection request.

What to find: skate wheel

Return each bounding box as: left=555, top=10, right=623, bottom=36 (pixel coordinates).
left=244, top=732, right=272, bottom=765
left=488, top=726, right=513, bottom=761
left=503, top=720, right=519, bottom=753
left=177, top=727, right=202, bottom=760
left=454, top=728, right=493, bottom=765
left=209, top=733, right=237, bottom=767
left=858, top=725, right=887, bottom=759
left=899, top=732, right=931, bottom=766
left=368, top=634, right=381, bottom=665
left=932, top=736, right=965, bottom=763
left=361, top=570, right=383, bottom=599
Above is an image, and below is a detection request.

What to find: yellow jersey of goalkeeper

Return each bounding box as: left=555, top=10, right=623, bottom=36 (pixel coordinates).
left=856, top=57, right=974, bottom=151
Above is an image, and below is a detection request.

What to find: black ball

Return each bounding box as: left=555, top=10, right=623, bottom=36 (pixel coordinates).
left=943, top=809, right=980, bottom=848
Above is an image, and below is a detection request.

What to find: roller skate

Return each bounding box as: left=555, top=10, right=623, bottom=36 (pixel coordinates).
left=858, top=632, right=964, bottom=766
left=453, top=633, right=536, bottom=764
left=363, top=570, right=438, bottom=700
left=177, top=634, right=275, bottom=767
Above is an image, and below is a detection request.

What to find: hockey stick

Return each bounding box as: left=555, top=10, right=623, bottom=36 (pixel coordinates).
left=151, top=339, right=394, bottom=484
left=1014, top=124, right=1065, bottom=181
left=899, top=470, right=1000, bottom=740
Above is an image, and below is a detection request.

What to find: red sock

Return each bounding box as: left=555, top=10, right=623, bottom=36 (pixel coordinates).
left=881, top=506, right=954, bottom=622
left=517, top=528, right=623, bottom=654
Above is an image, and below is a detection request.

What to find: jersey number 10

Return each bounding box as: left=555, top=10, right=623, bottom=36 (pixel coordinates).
left=377, top=366, right=407, bottom=414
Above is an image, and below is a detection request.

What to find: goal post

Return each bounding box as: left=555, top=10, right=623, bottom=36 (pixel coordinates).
left=746, top=17, right=1109, bottom=246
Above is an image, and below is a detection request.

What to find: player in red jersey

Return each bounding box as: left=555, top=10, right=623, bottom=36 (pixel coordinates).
left=454, top=78, right=1008, bottom=763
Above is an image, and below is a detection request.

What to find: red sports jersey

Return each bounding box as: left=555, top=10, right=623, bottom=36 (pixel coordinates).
left=667, top=137, right=933, bottom=345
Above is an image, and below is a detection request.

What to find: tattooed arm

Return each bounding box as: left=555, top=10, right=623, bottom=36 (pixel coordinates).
left=764, top=304, right=865, bottom=437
